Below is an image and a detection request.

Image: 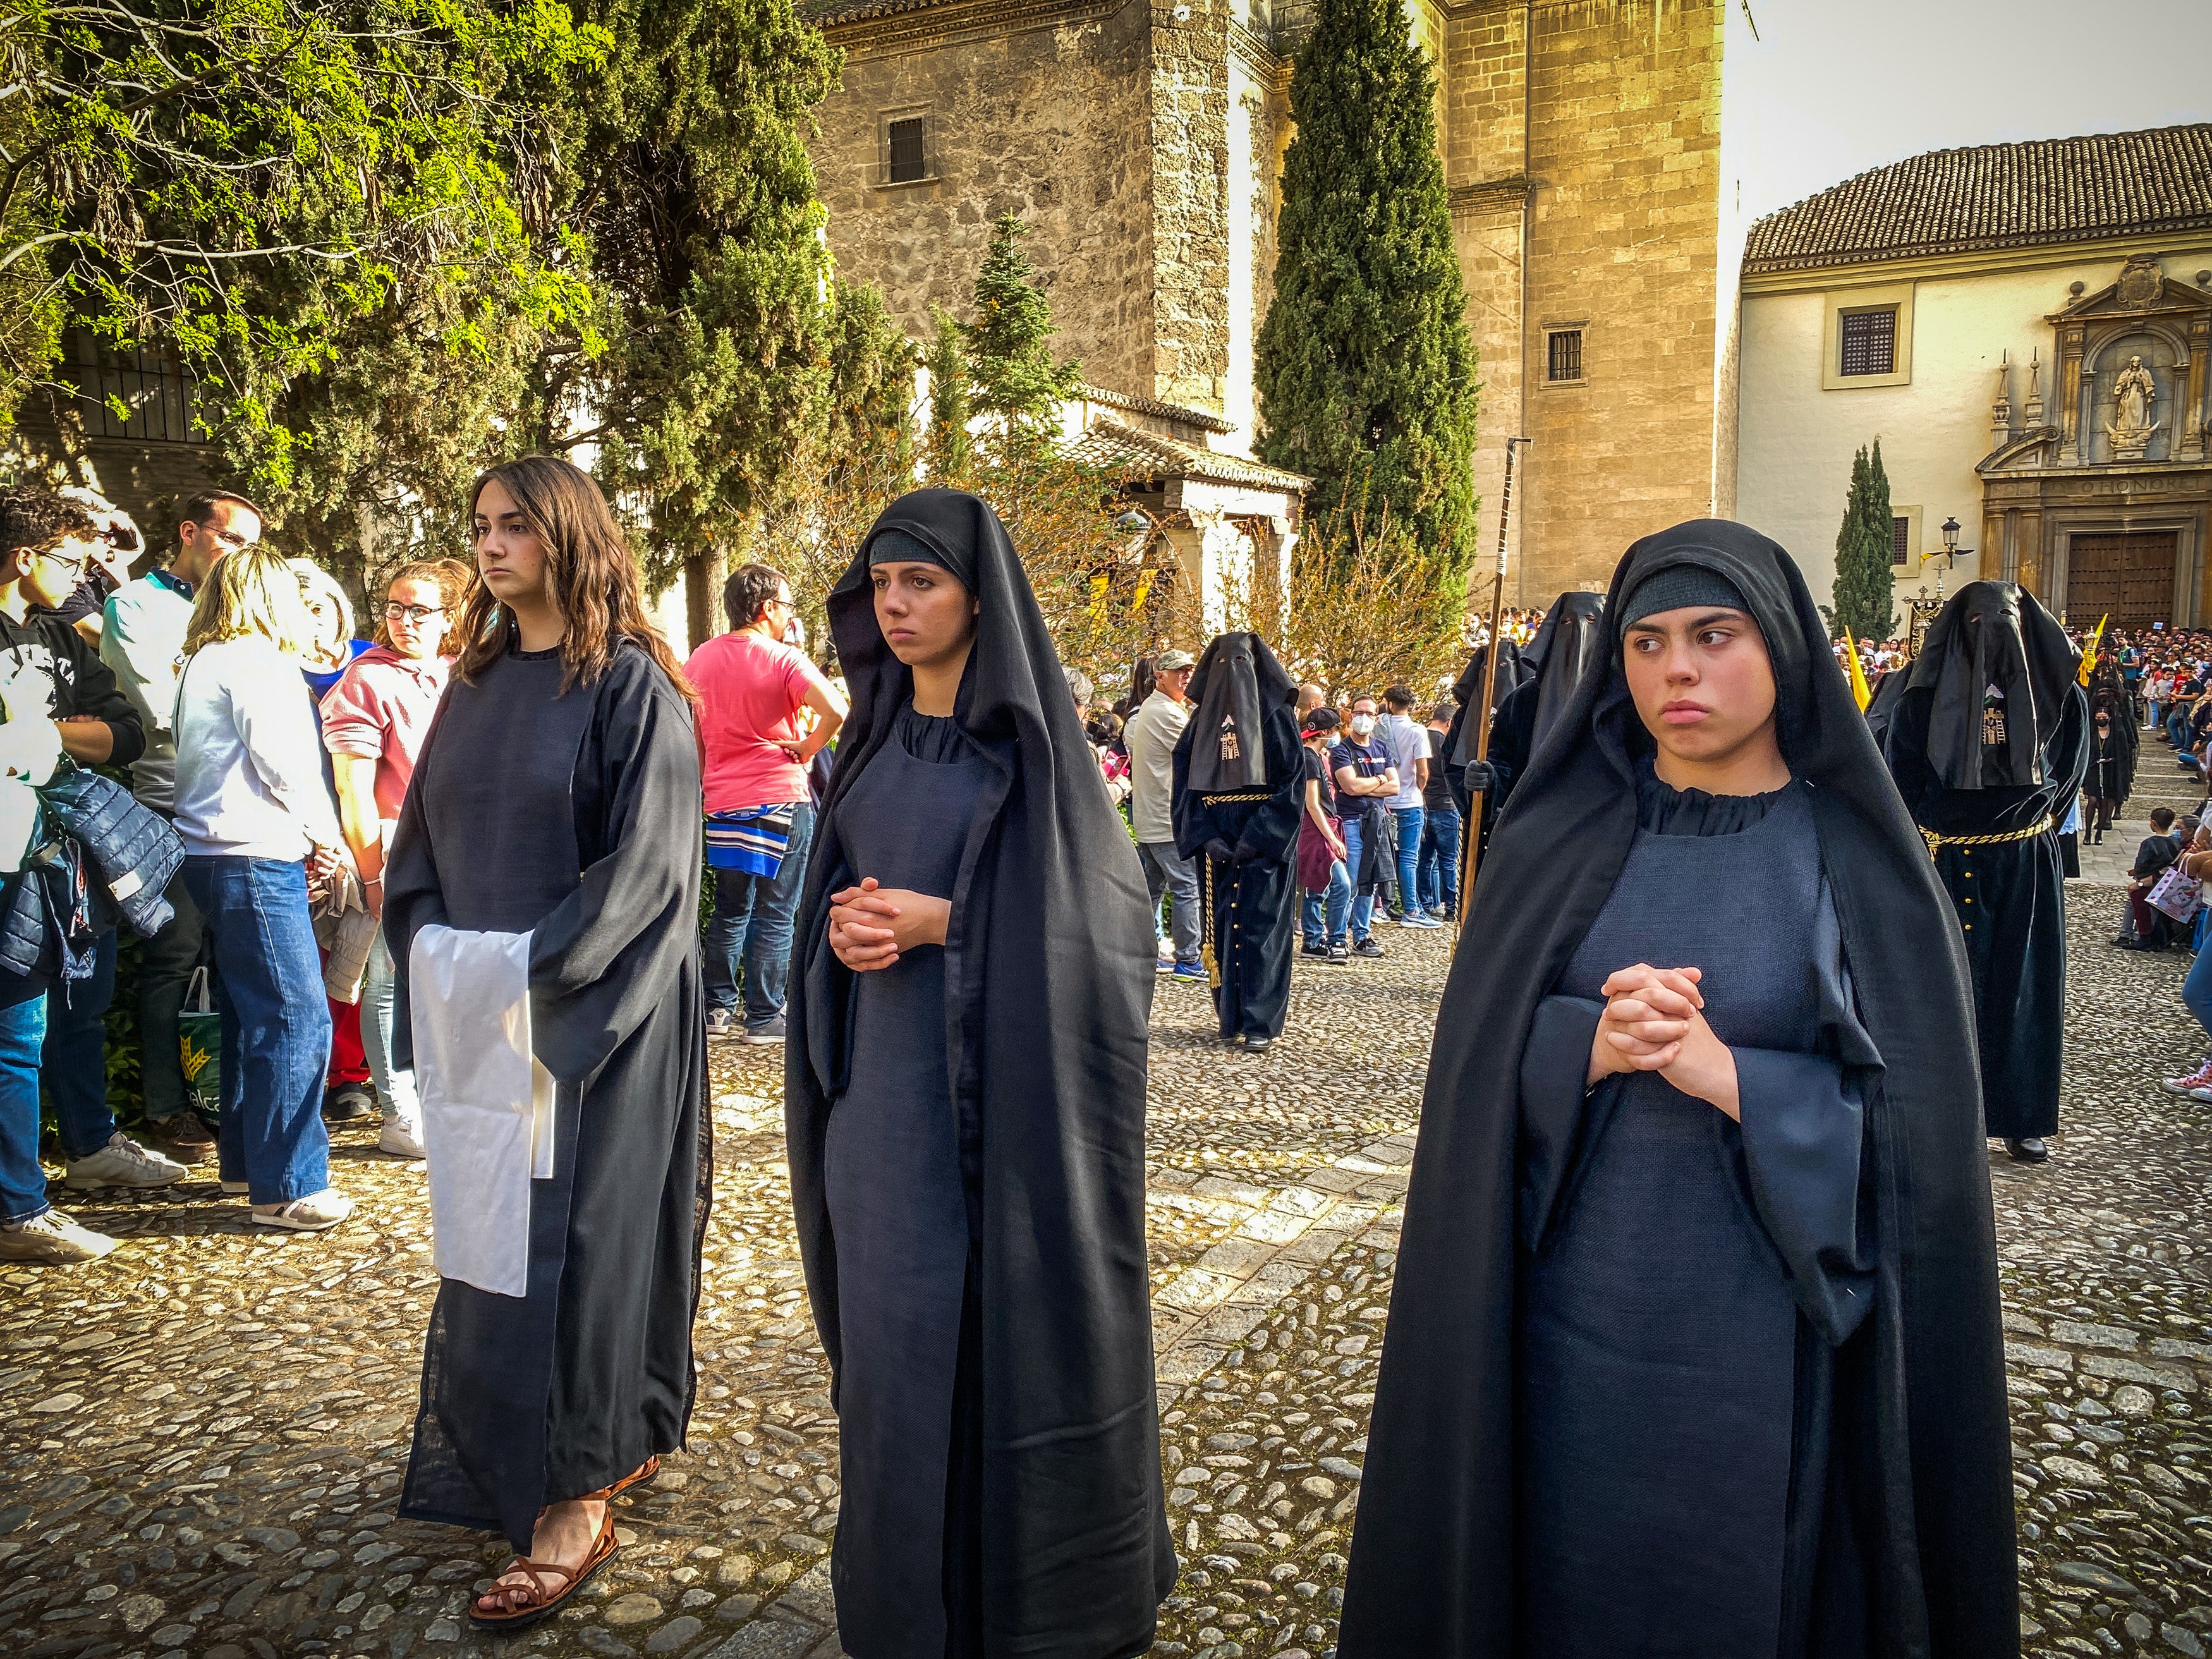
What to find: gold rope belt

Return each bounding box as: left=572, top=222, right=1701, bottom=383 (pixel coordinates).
left=1201, top=791, right=1273, bottom=804
left=1917, top=813, right=2055, bottom=860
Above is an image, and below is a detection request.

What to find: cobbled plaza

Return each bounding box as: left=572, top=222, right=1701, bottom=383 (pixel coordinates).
left=4, top=884, right=2210, bottom=1659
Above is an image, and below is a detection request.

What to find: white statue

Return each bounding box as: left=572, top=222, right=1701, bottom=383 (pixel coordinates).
left=2106, top=355, right=2161, bottom=458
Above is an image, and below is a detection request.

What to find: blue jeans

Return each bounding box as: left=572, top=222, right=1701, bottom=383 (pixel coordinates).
left=183, top=856, right=332, bottom=1205
left=1392, top=806, right=1425, bottom=915
left=705, top=800, right=814, bottom=1028
left=2170, top=710, right=2193, bottom=750
left=2185, top=937, right=2212, bottom=1047
left=1139, top=841, right=1203, bottom=965
left=44, top=927, right=119, bottom=1159
left=0, top=988, right=51, bottom=1222
left=1339, top=817, right=1379, bottom=942
left=1418, top=809, right=1462, bottom=918
left=1301, top=859, right=1352, bottom=948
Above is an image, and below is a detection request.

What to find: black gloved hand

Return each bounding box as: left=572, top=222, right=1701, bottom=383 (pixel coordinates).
left=1461, top=760, right=1497, bottom=794
left=1203, top=837, right=1238, bottom=865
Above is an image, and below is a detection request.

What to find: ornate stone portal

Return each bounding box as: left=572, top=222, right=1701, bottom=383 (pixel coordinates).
left=1976, top=257, right=2212, bottom=624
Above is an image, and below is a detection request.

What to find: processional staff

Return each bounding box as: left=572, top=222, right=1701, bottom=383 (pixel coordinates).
left=1455, top=435, right=1529, bottom=951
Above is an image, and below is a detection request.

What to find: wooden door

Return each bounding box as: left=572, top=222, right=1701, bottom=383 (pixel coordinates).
left=2067, top=532, right=2177, bottom=626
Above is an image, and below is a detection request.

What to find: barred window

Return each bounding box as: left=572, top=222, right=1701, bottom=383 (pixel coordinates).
left=1839, top=309, right=1897, bottom=377
left=1892, top=516, right=1911, bottom=565
left=1547, top=329, right=1584, bottom=384
left=66, top=330, right=193, bottom=442
left=887, top=118, right=926, bottom=184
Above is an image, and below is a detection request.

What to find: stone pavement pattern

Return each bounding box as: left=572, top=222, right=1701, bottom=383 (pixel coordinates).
left=4, top=899, right=2211, bottom=1659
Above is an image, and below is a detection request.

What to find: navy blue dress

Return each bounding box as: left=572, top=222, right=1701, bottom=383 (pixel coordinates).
left=822, top=704, right=993, bottom=1658
left=1513, top=773, right=1874, bottom=1658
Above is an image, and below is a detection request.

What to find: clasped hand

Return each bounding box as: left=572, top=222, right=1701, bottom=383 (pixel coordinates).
left=828, top=877, right=952, bottom=972
left=1584, top=962, right=1741, bottom=1121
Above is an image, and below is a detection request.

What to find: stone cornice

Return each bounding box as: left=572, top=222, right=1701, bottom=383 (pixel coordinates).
left=1741, top=230, right=2212, bottom=295
left=1227, top=18, right=1279, bottom=81
left=1448, top=174, right=1533, bottom=217
left=816, top=0, right=1131, bottom=58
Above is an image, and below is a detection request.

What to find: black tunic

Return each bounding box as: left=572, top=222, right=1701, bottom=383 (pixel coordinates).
left=822, top=705, right=994, bottom=1657
left=1516, top=774, right=1870, bottom=1658
left=386, top=641, right=708, bottom=1552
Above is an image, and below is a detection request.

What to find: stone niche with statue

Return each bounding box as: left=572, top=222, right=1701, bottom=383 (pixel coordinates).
left=1976, top=255, right=2212, bottom=626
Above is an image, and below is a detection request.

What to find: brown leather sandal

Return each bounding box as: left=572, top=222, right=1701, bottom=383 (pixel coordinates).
left=467, top=1502, right=619, bottom=1631
left=586, top=1454, right=660, bottom=1502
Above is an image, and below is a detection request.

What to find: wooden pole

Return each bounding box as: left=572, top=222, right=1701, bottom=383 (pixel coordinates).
left=1455, top=437, right=1529, bottom=950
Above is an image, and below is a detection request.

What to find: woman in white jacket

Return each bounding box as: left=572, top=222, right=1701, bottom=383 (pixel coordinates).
left=172, top=548, right=355, bottom=1231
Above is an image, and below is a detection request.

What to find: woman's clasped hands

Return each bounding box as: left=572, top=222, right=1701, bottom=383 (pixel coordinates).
left=827, top=876, right=952, bottom=972
left=1585, top=962, right=1741, bottom=1121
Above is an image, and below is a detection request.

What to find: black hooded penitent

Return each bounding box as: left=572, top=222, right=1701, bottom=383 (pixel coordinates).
left=1340, top=521, right=2016, bottom=1659
left=785, top=489, right=1174, bottom=1658
left=1883, top=580, right=2086, bottom=1141
left=1172, top=632, right=1302, bottom=1042
left=1475, top=591, right=1608, bottom=829
left=1439, top=636, right=1530, bottom=821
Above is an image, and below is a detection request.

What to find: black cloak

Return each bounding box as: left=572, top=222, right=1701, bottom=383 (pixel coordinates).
left=1172, top=633, right=1303, bottom=1042
left=1339, top=521, right=2016, bottom=1658
left=1481, top=591, right=1610, bottom=823
left=1439, top=637, right=1529, bottom=820
left=387, top=638, right=709, bottom=1552
left=2086, top=683, right=2137, bottom=806
left=786, top=489, right=1175, bottom=1656
left=1883, top=581, right=2087, bottom=1141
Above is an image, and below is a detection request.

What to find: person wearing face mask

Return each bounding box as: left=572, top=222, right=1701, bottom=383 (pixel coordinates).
left=1329, top=697, right=1399, bottom=957
left=1340, top=522, right=2015, bottom=1659
left=786, top=489, right=1174, bottom=1658
left=319, top=558, right=472, bottom=1158
left=2081, top=687, right=2135, bottom=845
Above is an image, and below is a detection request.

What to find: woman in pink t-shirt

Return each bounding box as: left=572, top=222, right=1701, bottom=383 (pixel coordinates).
left=320, top=557, right=469, bottom=1157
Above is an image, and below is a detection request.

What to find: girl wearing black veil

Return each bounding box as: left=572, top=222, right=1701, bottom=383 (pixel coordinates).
left=2083, top=676, right=2137, bottom=843
left=1882, top=580, right=2087, bottom=1164
left=1172, top=632, right=1303, bottom=1050
left=1340, top=521, right=2016, bottom=1659
left=785, top=489, right=1176, bottom=1658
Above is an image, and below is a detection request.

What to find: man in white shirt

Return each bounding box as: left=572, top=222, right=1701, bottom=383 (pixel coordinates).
left=101, top=491, right=257, bottom=1163
left=1122, top=648, right=1202, bottom=979
left=1380, top=684, right=1441, bottom=928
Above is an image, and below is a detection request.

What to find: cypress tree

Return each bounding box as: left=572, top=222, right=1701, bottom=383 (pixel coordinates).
left=961, top=214, right=1080, bottom=451
left=1256, top=0, right=1480, bottom=582
left=1829, top=441, right=1900, bottom=641
left=925, top=307, right=973, bottom=477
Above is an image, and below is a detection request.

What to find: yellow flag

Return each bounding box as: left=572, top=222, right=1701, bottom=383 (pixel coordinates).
left=1842, top=626, right=1871, bottom=712
left=2077, top=614, right=2108, bottom=686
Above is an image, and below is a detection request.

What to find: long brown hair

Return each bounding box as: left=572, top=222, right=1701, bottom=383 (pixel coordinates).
left=453, top=456, right=693, bottom=699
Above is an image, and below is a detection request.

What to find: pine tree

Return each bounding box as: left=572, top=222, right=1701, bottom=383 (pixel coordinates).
left=961, top=214, right=1079, bottom=450
left=1829, top=442, right=1900, bottom=642
left=925, top=307, right=973, bottom=477
left=1256, top=0, right=1480, bottom=585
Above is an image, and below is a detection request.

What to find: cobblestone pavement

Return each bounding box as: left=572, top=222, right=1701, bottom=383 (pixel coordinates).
left=4, top=889, right=2211, bottom=1659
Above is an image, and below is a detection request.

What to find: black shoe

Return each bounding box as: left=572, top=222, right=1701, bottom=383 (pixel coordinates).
left=2113, top=934, right=2144, bottom=949
left=1352, top=938, right=1385, bottom=959
left=1301, top=942, right=1329, bottom=959
left=1325, top=942, right=1349, bottom=964
left=1243, top=1036, right=1273, bottom=1054
left=2005, top=1136, right=2050, bottom=1164
left=323, top=1083, right=374, bottom=1122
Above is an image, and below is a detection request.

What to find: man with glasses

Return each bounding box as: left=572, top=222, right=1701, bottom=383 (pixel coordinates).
left=685, top=562, right=848, bottom=1043
left=0, top=488, right=169, bottom=1264
left=99, top=489, right=262, bottom=1166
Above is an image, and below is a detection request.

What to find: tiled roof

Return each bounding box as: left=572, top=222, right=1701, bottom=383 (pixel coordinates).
left=1074, top=382, right=1236, bottom=435
left=1743, top=124, right=2212, bottom=274
left=804, top=0, right=950, bottom=25
left=1068, top=417, right=1311, bottom=494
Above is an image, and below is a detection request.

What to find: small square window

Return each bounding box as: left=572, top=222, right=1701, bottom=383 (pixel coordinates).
left=1547, top=329, right=1584, bottom=384
left=1839, top=309, right=1897, bottom=377
left=887, top=118, right=926, bottom=184
left=1892, top=516, right=1911, bottom=565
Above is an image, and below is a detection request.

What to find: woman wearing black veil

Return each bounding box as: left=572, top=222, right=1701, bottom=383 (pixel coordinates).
left=2083, top=675, right=2137, bottom=843
left=1172, top=631, right=1303, bottom=1051
left=1340, top=521, right=2015, bottom=1659
left=785, top=489, right=1175, bottom=1658
left=1882, top=580, right=2087, bottom=1164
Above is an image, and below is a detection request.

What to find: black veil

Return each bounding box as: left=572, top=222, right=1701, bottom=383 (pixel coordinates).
left=1340, top=521, right=2015, bottom=1658
left=1904, top=580, right=2079, bottom=789
left=1184, top=632, right=1294, bottom=790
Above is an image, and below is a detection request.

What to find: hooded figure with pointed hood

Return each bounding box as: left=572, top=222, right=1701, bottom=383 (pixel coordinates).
left=1882, top=580, right=2086, bottom=1163
left=1456, top=591, right=1610, bottom=829
left=1340, top=521, right=2015, bottom=1659
left=784, top=489, right=1176, bottom=1659
left=1170, top=631, right=1303, bottom=1049
left=1438, top=634, right=1529, bottom=821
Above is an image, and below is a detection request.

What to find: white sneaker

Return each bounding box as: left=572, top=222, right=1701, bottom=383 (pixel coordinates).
left=0, top=1210, right=118, bottom=1263
left=250, top=1189, right=353, bottom=1232
left=379, top=1118, right=427, bottom=1160
left=63, top=1132, right=187, bottom=1190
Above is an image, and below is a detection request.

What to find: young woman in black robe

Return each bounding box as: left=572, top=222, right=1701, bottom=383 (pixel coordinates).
left=785, top=489, right=1175, bottom=1658
left=1340, top=521, right=2017, bottom=1659
left=1883, top=580, right=2087, bottom=1164
left=384, top=456, right=709, bottom=1628
left=1171, top=631, right=1303, bottom=1050
left=2082, top=681, right=2137, bottom=842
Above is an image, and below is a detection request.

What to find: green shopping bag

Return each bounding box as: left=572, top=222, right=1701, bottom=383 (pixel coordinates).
left=179, top=965, right=221, bottom=1119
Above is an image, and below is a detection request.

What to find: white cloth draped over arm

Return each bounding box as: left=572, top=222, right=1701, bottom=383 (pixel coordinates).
left=408, top=924, right=556, bottom=1298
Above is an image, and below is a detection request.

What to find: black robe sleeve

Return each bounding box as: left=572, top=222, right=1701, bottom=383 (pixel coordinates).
left=383, top=708, right=453, bottom=1076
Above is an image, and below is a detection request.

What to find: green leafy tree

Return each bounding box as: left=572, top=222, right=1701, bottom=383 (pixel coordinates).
left=924, top=305, right=971, bottom=477
left=960, top=214, right=1078, bottom=451
left=820, top=279, right=918, bottom=483
left=1828, top=440, right=1900, bottom=642
left=1256, top=0, right=1479, bottom=587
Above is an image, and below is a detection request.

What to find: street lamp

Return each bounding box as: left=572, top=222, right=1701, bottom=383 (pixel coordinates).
left=1907, top=515, right=1973, bottom=658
